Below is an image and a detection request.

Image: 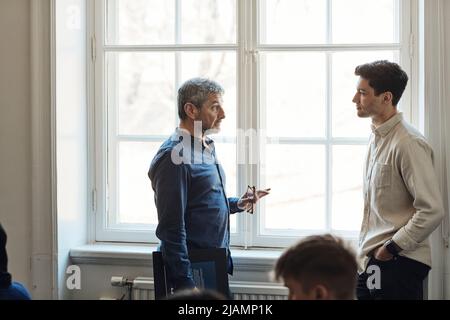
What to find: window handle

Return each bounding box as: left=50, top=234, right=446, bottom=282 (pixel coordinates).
left=248, top=50, right=259, bottom=63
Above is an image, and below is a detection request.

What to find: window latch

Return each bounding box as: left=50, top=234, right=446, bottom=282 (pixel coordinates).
left=248, top=50, right=259, bottom=63
left=91, top=36, right=96, bottom=62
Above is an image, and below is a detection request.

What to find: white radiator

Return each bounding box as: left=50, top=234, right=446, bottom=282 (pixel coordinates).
left=114, top=277, right=288, bottom=300
left=230, top=281, right=288, bottom=300
left=132, top=277, right=156, bottom=300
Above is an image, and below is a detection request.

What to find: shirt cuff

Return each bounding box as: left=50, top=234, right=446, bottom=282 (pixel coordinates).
left=229, top=197, right=244, bottom=214
left=392, top=227, right=420, bottom=252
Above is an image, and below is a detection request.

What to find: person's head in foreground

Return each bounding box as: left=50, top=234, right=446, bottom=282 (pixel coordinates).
left=0, top=224, right=31, bottom=300
left=274, top=234, right=357, bottom=300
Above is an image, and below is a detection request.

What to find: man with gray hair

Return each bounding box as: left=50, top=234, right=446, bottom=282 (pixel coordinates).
left=148, top=78, right=269, bottom=295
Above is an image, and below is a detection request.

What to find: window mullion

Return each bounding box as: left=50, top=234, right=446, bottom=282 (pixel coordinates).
left=327, top=0, right=332, bottom=44
left=326, top=52, right=333, bottom=233
left=235, top=0, right=255, bottom=248
left=399, top=0, right=415, bottom=125
left=175, top=0, right=181, bottom=44
left=174, top=0, right=181, bottom=127
left=248, top=0, right=259, bottom=249
left=326, top=0, right=333, bottom=234
left=233, top=0, right=259, bottom=249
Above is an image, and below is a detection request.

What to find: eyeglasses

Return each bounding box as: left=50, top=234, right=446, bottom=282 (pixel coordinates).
left=247, top=185, right=256, bottom=214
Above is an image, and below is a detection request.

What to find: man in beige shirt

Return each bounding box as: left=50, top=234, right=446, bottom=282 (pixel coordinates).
left=353, top=60, right=444, bottom=300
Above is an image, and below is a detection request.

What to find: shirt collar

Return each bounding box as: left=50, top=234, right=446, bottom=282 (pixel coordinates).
left=370, top=112, right=403, bottom=137
left=174, top=127, right=214, bottom=147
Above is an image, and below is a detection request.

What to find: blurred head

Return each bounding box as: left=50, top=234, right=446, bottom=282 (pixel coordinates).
left=274, top=234, right=357, bottom=300
left=352, top=60, right=408, bottom=120
left=0, top=224, right=8, bottom=273
left=178, top=78, right=225, bottom=133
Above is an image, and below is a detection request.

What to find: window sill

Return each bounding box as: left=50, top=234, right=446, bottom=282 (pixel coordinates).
left=70, top=243, right=283, bottom=272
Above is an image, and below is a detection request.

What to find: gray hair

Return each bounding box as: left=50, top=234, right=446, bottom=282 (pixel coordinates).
left=177, top=78, right=224, bottom=120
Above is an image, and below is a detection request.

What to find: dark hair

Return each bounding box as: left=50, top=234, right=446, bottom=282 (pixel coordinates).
left=354, top=60, right=408, bottom=106
left=0, top=224, right=8, bottom=272
left=166, top=288, right=227, bottom=300
left=177, top=78, right=224, bottom=120
left=274, top=234, right=357, bottom=300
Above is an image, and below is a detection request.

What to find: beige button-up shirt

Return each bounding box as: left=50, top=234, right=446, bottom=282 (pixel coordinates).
left=358, top=113, right=444, bottom=273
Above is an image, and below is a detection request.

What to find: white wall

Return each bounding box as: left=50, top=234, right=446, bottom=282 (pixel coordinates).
left=0, top=0, right=32, bottom=290
left=71, top=264, right=152, bottom=300
left=0, top=0, right=54, bottom=299
left=70, top=264, right=275, bottom=300
left=422, top=0, right=450, bottom=300
left=443, top=0, right=450, bottom=299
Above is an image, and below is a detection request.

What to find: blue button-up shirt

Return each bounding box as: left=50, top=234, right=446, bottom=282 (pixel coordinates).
left=148, top=128, right=242, bottom=290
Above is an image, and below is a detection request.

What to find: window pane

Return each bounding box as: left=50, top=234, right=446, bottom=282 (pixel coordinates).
left=180, top=51, right=236, bottom=139
left=107, top=52, right=176, bottom=136
left=332, top=51, right=396, bottom=138
left=332, top=145, right=366, bottom=231
left=181, top=0, right=236, bottom=44
left=106, top=0, right=175, bottom=45
left=261, top=53, right=326, bottom=138
left=214, top=142, right=237, bottom=232
left=117, top=141, right=160, bottom=225
left=263, top=144, right=326, bottom=231
left=332, top=0, right=398, bottom=44
left=260, top=0, right=327, bottom=44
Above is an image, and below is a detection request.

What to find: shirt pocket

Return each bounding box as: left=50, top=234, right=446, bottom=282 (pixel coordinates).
left=372, top=162, right=391, bottom=189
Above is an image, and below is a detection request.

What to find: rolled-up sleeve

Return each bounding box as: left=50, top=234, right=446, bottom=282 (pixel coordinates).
left=152, top=152, right=196, bottom=290
left=392, top=138, right=445, bottom=251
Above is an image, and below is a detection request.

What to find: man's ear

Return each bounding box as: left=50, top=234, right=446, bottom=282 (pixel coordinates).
left=184, top=102, right=199, bottom=120
left=312, top=285, right=331, bottom=300
left=383, top=92, right=393, bottom=105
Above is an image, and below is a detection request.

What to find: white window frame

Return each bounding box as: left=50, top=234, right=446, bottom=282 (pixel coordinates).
left=247, top=0, right=416, bottom=248
left=90, top=0, right=419, bottom=246
left=92, top=0, right=241, bottom=243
